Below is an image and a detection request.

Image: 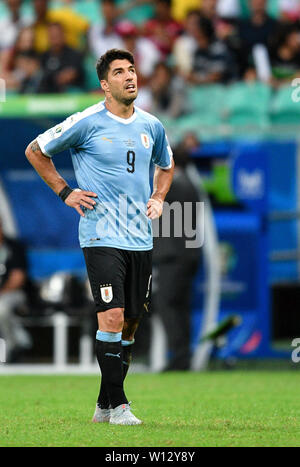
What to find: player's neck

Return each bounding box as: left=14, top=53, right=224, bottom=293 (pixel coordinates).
left=104, top=99, right=135, bottom=120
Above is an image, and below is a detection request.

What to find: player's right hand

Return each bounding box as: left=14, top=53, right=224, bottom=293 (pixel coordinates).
left=64, top=188, right=98, bottom=217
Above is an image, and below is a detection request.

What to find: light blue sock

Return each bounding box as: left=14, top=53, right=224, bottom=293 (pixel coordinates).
left=122, top=339, right=135, bottom=347
left=96, top=330, right=122, bottom=342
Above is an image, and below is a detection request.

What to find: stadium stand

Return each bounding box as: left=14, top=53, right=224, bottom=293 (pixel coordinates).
left=270, top=84, right=300, bottom=124
left=224, top=81, right=272, bottom=126
left=186, top=84, right=225, bottom=118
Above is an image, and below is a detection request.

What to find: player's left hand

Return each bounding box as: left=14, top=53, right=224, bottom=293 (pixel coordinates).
left=146, top=197, right=163, bottom=219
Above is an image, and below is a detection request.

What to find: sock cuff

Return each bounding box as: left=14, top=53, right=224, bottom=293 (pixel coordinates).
left=96, top=330, right=122, bottom=342
left=122, top=339, right=135, bottom=347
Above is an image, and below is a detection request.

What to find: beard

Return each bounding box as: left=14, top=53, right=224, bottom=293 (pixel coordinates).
left=111, top=88, right=138, bottom=106
left=120, top=96, right=136, bottom=106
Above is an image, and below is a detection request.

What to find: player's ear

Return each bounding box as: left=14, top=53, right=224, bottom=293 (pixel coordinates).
left=100, top=79, right=109, bottom=93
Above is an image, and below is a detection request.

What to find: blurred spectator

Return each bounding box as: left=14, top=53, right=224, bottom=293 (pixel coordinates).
left=171, top=0, right=200, bottom=22
left=143, top=62, right=187, bottom=117
left=12, top=51, right=42, bottom=94
left=1, top=26, right=42, bottom=93
left=215, top=18, right=243, bottom=76
left=0, top=0, right=31, bottom=51
left=38, top=22, right=84, bottom=93
left=173, top=9, right=201, bottom=76
left=142, top=0, right=182, bottom=57
left=279, top=0, right=300, bottom=21
left=217, top=0, right=241, bottom=19
left=152, top=137, right=201, bottom=371
left=88, top=0, right=159, bottom=61
left=199, top=0, right=240, bottom=40
left=200, top=0, right=218, bottom=27
left=243, top=66, right=258, bottom=81
left=0, top=218, right=31, bottom=363
left=270, top=24, right=300, bottom=86
left=116, top=20, right=161, bottom=85
left=32, top=0, right=89, bottom=53
left=188, top=16, right=237, bottom=84
left=181, top=131, right=200, bottom=151
left=237, top=0, right=279, bottom=76
left=89, top=0, right=123, bottom=59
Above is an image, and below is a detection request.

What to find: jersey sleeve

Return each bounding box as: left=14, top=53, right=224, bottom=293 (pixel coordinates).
left=151, top=120, right=173, bottom=169
left=36, top=113, right=89, bottom=157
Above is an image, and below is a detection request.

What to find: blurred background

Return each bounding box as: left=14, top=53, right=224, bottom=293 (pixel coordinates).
left=0, top=0, right=300, bottom=372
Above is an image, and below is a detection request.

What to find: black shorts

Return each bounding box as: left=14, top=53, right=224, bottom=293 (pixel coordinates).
left=83, top=246, right=152, bottom=319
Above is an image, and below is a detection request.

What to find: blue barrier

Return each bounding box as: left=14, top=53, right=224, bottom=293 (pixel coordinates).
left=191, top=140, right=297, bottom=358
left=27, top=249, right=85, bottom=280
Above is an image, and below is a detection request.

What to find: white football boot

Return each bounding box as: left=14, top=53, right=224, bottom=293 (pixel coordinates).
left=109, top=402, right=142, bottom=425
left=92, top=404, right=111, bottom=423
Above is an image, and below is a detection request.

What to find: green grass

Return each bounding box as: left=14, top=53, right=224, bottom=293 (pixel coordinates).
left=1, top=371, right=300, bottom=447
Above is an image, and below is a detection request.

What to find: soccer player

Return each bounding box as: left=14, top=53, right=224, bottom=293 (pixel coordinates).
left=25, top=49, right=174, bottom=425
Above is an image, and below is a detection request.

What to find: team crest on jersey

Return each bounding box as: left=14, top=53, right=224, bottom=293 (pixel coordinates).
left=100, top=284, right=113, bottom=303
left=141, top=133, right=150, bottom=149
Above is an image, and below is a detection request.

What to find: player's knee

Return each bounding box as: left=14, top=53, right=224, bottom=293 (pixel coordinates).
left=101, top=308, right=124, bottom=332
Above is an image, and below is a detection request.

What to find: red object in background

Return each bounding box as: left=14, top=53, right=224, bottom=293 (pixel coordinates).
left=115, top=20, right=139, bottom=37
left=143, top=18, right=182, bottom=56
left=240, top=331, right=262, bottom=354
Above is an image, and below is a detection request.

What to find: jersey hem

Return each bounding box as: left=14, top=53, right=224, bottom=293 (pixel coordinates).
left=80, top=242, right=153, bottom=251
left=155, top=162, right=173, bottom=169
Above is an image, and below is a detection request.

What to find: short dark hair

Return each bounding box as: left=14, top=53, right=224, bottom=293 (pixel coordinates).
left=96, top=48, right=135, bottom=81
left=100, top=0, right=116, bottom=4
left=197, top=16, right=215, bottom=42
left=156, top=0, right=172, bottom=7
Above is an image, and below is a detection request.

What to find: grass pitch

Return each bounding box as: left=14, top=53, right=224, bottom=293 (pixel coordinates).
left=0, top=371, right=300, bottom=447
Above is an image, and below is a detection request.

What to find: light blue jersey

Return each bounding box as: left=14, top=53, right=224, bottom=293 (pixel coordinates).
left=37, top=101, right=173, bottom=251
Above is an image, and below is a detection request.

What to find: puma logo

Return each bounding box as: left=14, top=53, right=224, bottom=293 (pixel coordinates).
left=105, top=352, right=121, bottom=358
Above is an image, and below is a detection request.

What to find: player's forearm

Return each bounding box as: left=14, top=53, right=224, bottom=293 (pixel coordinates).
left=25, top=140, right=67, bottom=195
left=151, top=159, right=175, bottom=202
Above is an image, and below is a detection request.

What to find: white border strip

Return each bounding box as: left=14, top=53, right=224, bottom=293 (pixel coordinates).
left=0, top=177, right=17, bottom=237
left=0, top=363, right=149, bottom=375
left=297, top=141, right=300, bottom=279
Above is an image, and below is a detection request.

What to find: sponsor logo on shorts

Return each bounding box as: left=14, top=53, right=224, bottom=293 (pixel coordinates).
left=100, top=284, right=113, bottom=303
left=105, top=352, right=121, bottom=358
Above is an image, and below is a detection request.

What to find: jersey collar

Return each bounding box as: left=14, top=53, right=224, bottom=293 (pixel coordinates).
left=105, top=108, right=137, bottom=125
